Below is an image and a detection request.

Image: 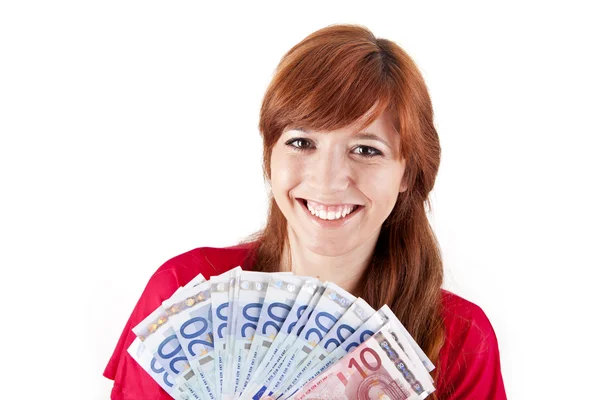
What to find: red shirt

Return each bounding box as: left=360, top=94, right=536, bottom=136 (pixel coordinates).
left=103, top=243, right=507, bottom=399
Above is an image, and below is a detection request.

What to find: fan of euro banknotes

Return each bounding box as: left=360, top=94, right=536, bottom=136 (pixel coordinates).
left=128, top=267, right=436, bottom=400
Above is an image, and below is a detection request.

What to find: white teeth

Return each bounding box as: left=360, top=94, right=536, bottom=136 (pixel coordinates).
left=305, top=200, right=358, bottom=221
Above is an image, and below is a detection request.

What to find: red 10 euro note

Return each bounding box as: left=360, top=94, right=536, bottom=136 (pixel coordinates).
left=291, top=322, right=434, bottom=400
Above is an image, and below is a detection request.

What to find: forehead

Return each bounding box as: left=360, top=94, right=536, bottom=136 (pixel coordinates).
left=331, top=108, right=400, bottom=147
left=361, top=109, right=398, bottom=137
left=287, top=108, right=398, bottom=138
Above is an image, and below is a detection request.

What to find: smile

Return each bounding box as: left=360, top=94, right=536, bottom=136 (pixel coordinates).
left=297, top=199, right=363, bottom=223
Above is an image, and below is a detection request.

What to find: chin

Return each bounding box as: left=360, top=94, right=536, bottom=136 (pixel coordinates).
left=303, top=236, right=357, bottom=257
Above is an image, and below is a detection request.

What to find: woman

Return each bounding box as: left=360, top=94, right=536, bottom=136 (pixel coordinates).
left=104, top=24, right=507, bottom=399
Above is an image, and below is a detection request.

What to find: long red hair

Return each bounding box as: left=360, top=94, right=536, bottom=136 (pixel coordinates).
left=242, top=24, right=445, bottom=391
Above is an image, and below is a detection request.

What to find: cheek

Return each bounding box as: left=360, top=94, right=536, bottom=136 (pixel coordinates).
left=362, top=164, right=404, bottom=208
left=270, top=150, right=304, bottom=194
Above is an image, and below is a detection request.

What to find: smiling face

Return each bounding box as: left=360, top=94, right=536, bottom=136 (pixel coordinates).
left=270, top=109, right=408, bottom=257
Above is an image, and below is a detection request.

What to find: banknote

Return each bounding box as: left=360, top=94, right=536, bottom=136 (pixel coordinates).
left=209, top=268, right=237, bottom=398
left=381, top=307, right=434, bottom=373
left=183, top=272, right=206, bottom=290
left=132, top=301, right=204, bottom=399
left=272, top=298, right=375, bottom=398
left=229, top=271, right=273, bottom=394
left=237, top=275, right=312, bottom=397
left=377, top=306, right=435, bottom=386
left=223, top=268, right=243, bottom=399
left=263, top=282, right=357, bottom=397
left=127, top=337, right=190, bottom=400
left=291, top=323, right=432, bottom=400
left=163, top=281, right=217, bottom=399
left=242, top=281, right=326, bottom=400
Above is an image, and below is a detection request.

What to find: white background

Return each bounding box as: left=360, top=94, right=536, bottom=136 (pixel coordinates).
left=1, top=1, right=598, bottom=399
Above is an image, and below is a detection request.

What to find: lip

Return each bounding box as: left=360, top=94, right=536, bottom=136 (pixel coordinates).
left=296, top=198, right=363, bottom=229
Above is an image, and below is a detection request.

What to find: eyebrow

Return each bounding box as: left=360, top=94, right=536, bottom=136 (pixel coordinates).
left=354, top=132, right=391, bottom=149
left=289, top=128, right=391, bottom=149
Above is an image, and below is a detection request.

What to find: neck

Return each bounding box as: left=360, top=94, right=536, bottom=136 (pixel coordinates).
left=280, top=226, right=380, bottom=296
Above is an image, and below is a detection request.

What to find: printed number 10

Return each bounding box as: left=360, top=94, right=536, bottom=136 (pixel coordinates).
left=336, top=347, right=382, bottom=385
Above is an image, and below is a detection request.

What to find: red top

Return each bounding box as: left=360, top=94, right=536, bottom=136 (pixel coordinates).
left=103, top=243, right=507, bottom=399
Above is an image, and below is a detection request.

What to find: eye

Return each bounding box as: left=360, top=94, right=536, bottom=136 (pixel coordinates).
left=285, top=138, right=313, bottom=151
left=353, top=145, right=382, bottom=158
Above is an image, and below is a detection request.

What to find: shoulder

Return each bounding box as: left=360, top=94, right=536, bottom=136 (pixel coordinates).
left=436, top=289, right=506, bottom=399
left=440, top=289, right=496, bottom=345
left=151, top=241, right=259, bottom=288
left=136, top=240, right=259, bottom=316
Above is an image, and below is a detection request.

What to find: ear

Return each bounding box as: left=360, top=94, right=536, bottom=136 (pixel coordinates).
left=399, top=160, right=409, bottom=193
left=399, top=175, right=408, bottom=193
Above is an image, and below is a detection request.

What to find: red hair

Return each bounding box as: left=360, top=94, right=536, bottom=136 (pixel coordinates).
left=242, top=24, right=444, bottom=392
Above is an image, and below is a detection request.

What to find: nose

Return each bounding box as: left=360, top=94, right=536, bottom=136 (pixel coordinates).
left=305, top=145, right=352, bottom=195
